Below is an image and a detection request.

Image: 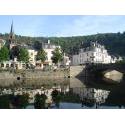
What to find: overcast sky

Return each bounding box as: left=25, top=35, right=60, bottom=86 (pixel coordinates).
left=0, top=15, right=125, bottom=37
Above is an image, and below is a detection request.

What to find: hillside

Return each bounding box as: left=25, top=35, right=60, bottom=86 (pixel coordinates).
left=0, top=32, right=125, bottom=57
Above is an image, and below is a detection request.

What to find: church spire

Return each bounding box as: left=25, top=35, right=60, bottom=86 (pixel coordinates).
left=9, top=21, right=15, bottom=42
left=8, top=21, right=16, bottom=50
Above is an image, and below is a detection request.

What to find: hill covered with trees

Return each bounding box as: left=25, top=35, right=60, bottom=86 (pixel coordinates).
left=0, top=32, right=125, bottom=57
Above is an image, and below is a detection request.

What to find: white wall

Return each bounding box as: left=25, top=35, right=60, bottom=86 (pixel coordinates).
left=72, top=43, right=115, bottom=65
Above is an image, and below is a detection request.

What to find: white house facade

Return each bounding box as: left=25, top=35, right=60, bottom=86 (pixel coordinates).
left=72, top=42, right=122, bottom=65
left=27, top=49, right=37, bottom=65
left=42, top=40, right=61, bottom=66
left=72, top=87, right=110, bottom=104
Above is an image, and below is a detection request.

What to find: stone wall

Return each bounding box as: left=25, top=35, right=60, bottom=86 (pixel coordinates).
left=24, top=70, right=69, bottom=79
left=0, top=69, right=70, bottom=86
left=70, top=65, right=86, bottom=77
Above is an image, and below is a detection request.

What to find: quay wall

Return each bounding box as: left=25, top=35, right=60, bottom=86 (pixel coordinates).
left=0, top=69, right=70, bottom=79
left=0, top=66, right=86, bottom=80
left=0, top=66, right=87, bottom=86
left=0, top=69, right=70, bottom=86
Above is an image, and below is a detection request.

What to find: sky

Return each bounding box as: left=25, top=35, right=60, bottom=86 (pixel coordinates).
left=0, top=15, right=125, bottom=37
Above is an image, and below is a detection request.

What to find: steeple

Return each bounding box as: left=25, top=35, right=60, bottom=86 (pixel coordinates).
left=8, top=21, right=16, bottom=50
left=9, top=21, right=15, bottom=43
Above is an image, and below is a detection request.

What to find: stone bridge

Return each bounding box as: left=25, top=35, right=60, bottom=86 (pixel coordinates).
left=85, top=63, right=125, bottom=74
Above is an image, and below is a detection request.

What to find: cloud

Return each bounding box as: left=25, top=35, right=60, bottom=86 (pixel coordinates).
left=55, top=16, right=125, bottom=37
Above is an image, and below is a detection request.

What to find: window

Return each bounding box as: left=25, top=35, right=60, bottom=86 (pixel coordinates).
left=11, top=64, right=14, bottom=67
left=6, top=64, right=9, bottom=68
left=1, top=63, right=4, bottom=67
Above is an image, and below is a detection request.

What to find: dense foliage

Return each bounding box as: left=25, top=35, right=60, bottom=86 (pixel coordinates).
left=36, top=49, right=47, bottom=63
left=0, top=46, right=9, bottom=62
left=51, top=47, right=63, bottom=65
left=18, top=48, right=29, bottom=63
left=1, top=32, right=125, bottom=56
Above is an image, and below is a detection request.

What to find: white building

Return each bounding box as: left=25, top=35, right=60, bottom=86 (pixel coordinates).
left=42, top=40, right=61, bottom=66
left=23, top=40, right=68, bottom=69
left=72, top=41, right=122, bottom=65
left=0, top=58, right=26, bottom=70
left=20, top=44, right=38, bottom=66
left=0, top=38, right=70, bottom=69
left=27, top=48, right=37, bottom=65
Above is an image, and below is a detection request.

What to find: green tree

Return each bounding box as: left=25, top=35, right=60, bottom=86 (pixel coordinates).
left=0, top=46, right=9, bottom=62
left=51, top=47, right=63, bottom=66
left=34, top=93, right=47, bottom=109
left=18, top=48, right=29, bottom=63
left=36, top=49, right=47, bottom=63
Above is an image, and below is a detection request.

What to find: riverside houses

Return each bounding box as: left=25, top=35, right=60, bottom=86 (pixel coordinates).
left=72, top=41, right=122, bottom=65
left=0, top=22, right=70, bottom=70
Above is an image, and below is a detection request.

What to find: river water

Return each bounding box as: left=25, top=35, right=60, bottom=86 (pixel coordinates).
left=0, top=77, right=125, bottom=109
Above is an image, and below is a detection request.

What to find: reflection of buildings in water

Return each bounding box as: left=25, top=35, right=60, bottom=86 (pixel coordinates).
left=69, top=78, right=110, bottom=105
left=0, top=84, right=70, bottom=104
left=71, top=87, right=110, bottom=104
left=0, top=78, right=110, bottom=107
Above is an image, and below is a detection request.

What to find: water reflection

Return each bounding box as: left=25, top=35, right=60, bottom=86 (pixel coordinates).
left=0, top=77, right=125, bottom=109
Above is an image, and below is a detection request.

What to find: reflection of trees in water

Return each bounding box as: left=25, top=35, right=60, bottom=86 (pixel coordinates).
left=51, top=90, right=61, bottom=108
left=51, top=89, right=81, bottom=108
left=34, top=93, right=47, bottom=109
left=0, top=93, right=29, bottom=109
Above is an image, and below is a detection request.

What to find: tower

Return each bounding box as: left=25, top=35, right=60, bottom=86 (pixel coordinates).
left=8, top=21, right=16, bottom=50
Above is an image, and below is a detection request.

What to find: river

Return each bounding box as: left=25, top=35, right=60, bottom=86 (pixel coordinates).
left=0, top=77, right=125, bottom=109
